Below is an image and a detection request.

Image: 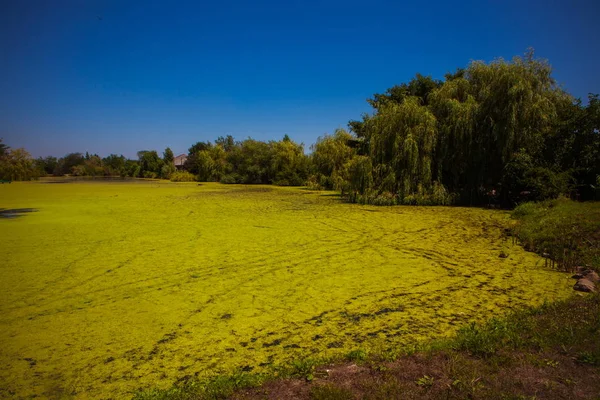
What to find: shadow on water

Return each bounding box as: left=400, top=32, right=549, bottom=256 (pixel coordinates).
left=0, top=208, right=38, bottom=219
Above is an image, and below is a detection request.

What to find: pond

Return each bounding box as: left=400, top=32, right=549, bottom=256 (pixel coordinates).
left=0, top=182, right=571, bottom=398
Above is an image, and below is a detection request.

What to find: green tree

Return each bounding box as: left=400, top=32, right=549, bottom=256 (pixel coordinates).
left=0, top=148, right=39, bottom=181
left=309, top=129, right=356, bottom=189
left=102, top=154, right=126, bottom=175
left=163, top=147, right=174, bottom=164
left=34, top=156, right=58, bottom=176
left=55, top=153, right=85, bottom=175
left=137, top=150, right=163, bottom=178
left=360, top=97, right=437, bottom=201
left=215, top=135, right=236, bottom=152
left=185, top=141, right=213, bottom=174
left=344, top=155, right=374, bottom=200
left=160, top=148, right=176, bottom=179
left=271, top=136, right=308, bottom=186
left=342, top=50, right=576, bottom=205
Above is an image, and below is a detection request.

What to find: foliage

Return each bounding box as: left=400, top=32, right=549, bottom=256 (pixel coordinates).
left=138, top=150, right=164, bottom=178
left=341, top=155, right=373, bottom=201
left=501, top=149, right=571, bottom=204
left=344, top=50, right=600, bottom=205
left=0, top=147, right=40, bottom=181
left=102, top=154, right=127, bottom=176
left=163, top=147, right=174, bottom=164
left=270, top=135, right=309, bottom=186
left=34, top=156, right=58, bottom=176
left=511, top=197, right=600, bottom=271
left=54, top=152, right=85, bottom=175
left=415, top=375, right=434, bottom=388
left=169, top=170, right=197, bottom=182
left=309, top=129, right=356, bottom=189
left=453, top=294, right=600, bottom=359
left=178, top=136, right=309, bottom=185
left=71, top=154, right=104, bottom=176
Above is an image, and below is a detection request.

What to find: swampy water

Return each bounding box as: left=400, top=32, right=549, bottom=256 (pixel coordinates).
left=0, top=181, right=571, bottom=398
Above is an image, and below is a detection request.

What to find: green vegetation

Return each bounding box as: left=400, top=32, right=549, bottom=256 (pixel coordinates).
left=170, top=171, right=197, bottom=182
left=184, top=135, right=309, bottom=185
left=3, top=51, right=599, bottom=208
left=136, top=293, right=600, bottom=400
left=341, top=51, right=600, bottom=205
left=0, top=182, right=572, bottom=398
left=512, top=198, right=600, bottom=271
left=0, top=140, right=40, bottom=181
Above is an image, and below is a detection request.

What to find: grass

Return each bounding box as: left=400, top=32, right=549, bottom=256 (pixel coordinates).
left=0, top=181, right=572, bottom=398
left=511, top=197, right=600, bottom=271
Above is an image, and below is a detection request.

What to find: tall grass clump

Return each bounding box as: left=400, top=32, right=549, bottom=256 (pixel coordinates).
left=512, top=197, right=600, bottom=272
left=170, top=171, right=197, bottom=182
left=133, top=371, right=263, bottom=400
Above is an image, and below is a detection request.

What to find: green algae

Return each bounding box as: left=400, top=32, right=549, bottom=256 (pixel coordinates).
left=0, top=182, right=572, bottom=398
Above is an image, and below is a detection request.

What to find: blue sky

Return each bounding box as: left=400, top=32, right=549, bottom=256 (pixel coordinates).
left=1, top=0, right=599, bottom=158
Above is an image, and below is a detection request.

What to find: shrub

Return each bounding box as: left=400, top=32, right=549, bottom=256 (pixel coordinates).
left=170, top=171, right=197, bottom=182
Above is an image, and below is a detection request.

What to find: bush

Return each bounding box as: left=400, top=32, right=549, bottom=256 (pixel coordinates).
left=170, top=171, right=197, bottom=182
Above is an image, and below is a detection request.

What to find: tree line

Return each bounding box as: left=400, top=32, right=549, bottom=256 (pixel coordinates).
left=1, top=50, right=598, bottom=205
left=0, top=135, right=310, bottom=185
left=0, top=146, right=175, bottom=180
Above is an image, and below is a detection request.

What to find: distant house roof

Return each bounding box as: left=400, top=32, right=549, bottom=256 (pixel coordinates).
left=174, top=154, right=187, bottom=166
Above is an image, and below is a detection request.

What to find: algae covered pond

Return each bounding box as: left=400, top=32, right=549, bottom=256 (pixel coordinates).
left=0, top=182, right=572, bottom=398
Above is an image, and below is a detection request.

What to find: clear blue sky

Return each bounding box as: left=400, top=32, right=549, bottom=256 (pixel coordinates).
left=1, top=0, right=599, bottom=158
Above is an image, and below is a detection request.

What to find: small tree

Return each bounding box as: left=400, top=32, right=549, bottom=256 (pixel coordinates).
left=163, top=147, right=174, bottom=164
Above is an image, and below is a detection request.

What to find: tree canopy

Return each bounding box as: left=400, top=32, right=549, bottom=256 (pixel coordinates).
left=338, top=51, right=599, bottom=205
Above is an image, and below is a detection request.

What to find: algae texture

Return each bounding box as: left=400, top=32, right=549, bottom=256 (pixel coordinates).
left=0, top=181, right=571, bottom=398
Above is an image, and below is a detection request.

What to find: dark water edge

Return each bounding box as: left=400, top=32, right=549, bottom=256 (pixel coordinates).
left=38, top=176, right=163, bottom=184
left=0, top=208, right=38, bottom=219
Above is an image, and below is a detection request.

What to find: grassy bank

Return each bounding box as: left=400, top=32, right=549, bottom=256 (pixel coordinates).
left=511, top=198, right=600, bottom=272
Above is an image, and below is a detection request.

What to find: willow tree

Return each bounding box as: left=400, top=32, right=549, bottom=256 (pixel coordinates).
left=465, top=51, right=560, bottom=189
left=362, top=96, right=438, bottom=200
left=339, top=50, right=587, bottom=205
left=428, top=75, right=478, bottom=191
